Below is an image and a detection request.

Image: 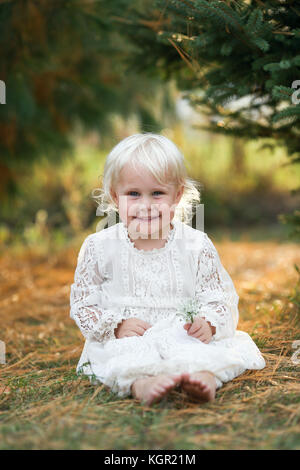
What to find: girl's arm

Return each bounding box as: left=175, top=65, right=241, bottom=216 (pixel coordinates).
left=70, top=234, right=128, bottom=343
left=195, top=233, right=239, bottom=341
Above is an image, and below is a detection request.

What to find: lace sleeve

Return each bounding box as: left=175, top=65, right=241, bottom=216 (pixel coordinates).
left=70, top=234, right=127, bottom=343
left=195, top=233, right=239, bottom=341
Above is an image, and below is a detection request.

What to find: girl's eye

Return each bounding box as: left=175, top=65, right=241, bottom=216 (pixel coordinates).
left=128, top=191, right=164, bottom=196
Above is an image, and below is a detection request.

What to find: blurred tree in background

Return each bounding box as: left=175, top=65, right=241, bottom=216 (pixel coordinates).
left=114, top=0, right=300, bottom=239
left=0, top=0, right=299, bottom=249
left=0, top=0, right=176, bottom=200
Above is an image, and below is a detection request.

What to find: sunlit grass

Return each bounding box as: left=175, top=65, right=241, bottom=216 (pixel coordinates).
left=0, top=237, right=299, bottom=449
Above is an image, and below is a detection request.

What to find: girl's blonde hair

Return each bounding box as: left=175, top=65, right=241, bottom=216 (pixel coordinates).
left=91, top=133, right=202, bottom=226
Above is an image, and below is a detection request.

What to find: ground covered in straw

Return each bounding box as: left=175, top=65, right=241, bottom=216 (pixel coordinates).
left=0, top=235, right=299, bottom=450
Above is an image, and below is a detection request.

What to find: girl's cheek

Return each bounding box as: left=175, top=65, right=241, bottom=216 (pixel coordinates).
left=127, top=201, right=139, bottom=218
left=118, top=195, right=129, bottom=213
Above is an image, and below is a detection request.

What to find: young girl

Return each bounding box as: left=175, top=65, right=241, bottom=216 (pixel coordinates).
left=70, top=133, right=266, bottom=405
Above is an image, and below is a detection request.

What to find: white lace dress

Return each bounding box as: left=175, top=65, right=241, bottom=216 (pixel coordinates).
left=70, top=220, right=265, bottom=396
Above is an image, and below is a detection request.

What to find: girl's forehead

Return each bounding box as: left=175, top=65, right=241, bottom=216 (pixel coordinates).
left=120, top=162, right=151, bottom=177
left=118, top=163, right=172, bottom=187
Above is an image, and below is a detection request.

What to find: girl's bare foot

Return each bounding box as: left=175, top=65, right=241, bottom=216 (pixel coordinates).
left=181, top=371, right=216, bottom=402
left=131, top=374, right=183, bottom=405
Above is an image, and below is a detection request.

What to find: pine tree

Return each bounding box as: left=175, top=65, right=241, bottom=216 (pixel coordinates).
left=0, top=0, right=175, bottom=200
left=114, top=0, right=300, bottom=237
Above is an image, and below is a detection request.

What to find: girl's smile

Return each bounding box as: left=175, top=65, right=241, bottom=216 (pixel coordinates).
left=134, top=216, right=160, bottom=221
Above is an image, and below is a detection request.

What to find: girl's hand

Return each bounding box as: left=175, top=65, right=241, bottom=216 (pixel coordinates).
left=183, top=317, right=215, bottom=344
left=114, top=318, right=152, bottom=339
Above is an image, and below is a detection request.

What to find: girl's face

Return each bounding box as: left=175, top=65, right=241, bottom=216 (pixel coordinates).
left=111, top=162, right=184, bottom=238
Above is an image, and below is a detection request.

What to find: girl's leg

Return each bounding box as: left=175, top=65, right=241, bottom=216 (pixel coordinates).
left=181, top=371, right=217, bottom=402
left=131, top=373, right=183, bottom=405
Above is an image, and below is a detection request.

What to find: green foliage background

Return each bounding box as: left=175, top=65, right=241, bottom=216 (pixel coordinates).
left=0, top=0, right=299, bottom=248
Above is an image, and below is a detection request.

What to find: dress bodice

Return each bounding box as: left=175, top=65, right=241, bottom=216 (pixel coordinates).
left=70, top=220, right=239, bottom=344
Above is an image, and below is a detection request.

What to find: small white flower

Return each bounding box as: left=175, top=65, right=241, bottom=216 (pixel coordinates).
left=176, top=298, right=199, bottom=323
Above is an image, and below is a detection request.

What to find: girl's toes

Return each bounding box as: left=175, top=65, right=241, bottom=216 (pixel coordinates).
left=195, top=378, right=206, bottom=387
left=165, top=382, right=175, bottom=392
left=174, top=374, right=184, bottom=383
left=191, top=378, right=201, bottom=386
left=182, top=373, right=190, bottom=381
left=172, top=374, right=181, bottom=382
left=166, top=379, right=176, bottom=388
left=172, top=376, right=180, bottom=384
left=166, top=380, right=174, bottom=388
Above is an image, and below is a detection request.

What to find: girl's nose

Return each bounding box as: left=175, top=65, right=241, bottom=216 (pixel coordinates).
left=137, top=198, right=159, bottom=215
left=141, top=195, right=152, bottom=208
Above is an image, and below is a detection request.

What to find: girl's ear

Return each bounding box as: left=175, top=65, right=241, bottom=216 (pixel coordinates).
left=175, top=184, right=184, bottom=204
left=110, top=187, right=118, bottom=206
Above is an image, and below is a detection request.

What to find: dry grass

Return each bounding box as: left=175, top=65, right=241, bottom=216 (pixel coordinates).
left=0, top=236, right=299, bottom=449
